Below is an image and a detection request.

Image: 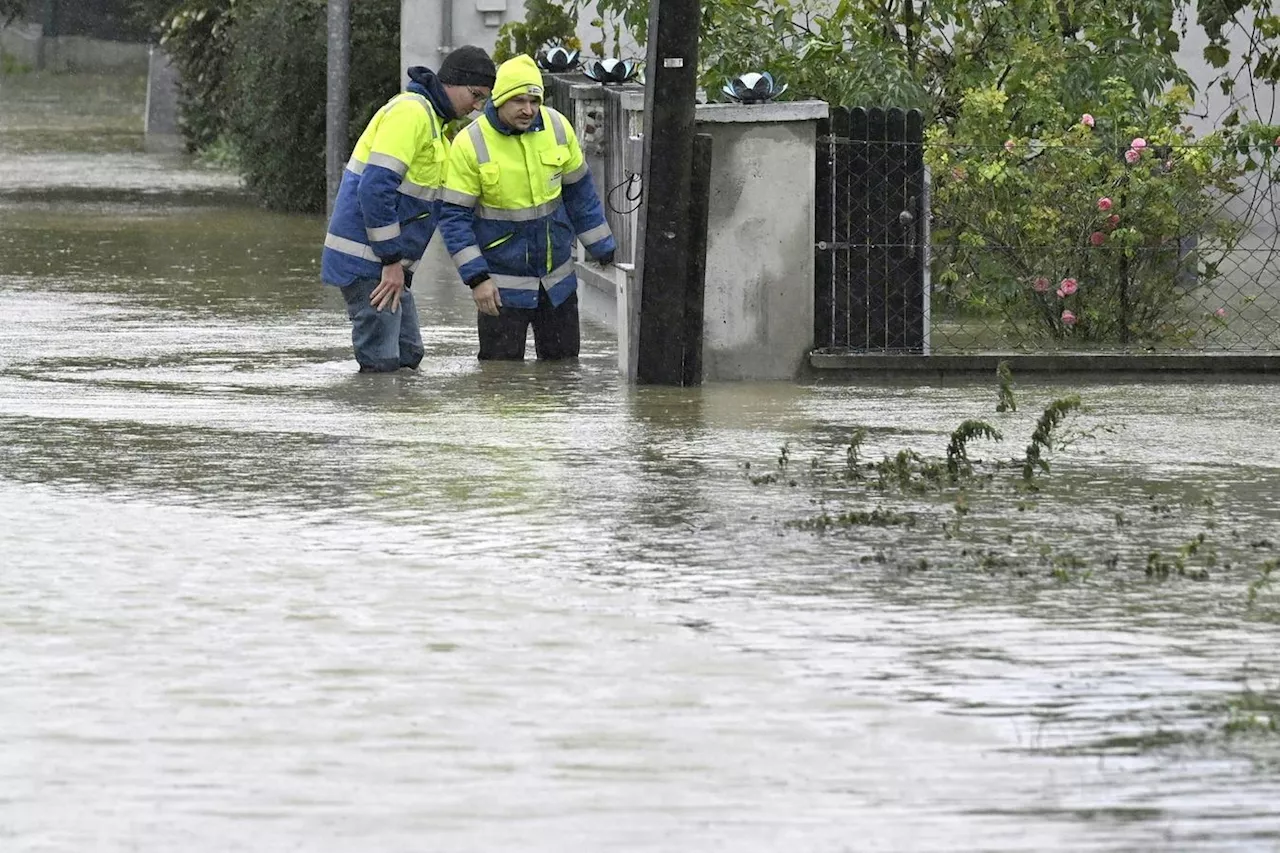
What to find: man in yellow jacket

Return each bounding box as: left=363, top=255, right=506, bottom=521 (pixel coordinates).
left=438, top=55, right=615, bottom=360
left=322, top=47, right=496, bottom=372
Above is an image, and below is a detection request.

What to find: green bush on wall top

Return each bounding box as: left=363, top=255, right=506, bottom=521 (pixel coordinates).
left=493, top=0, right=580, bottom=64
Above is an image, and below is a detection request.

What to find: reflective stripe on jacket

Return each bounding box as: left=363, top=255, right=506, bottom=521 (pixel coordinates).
left=437, top=103, right=616, bottom=310
left=321, top=91, right=448, bottom=286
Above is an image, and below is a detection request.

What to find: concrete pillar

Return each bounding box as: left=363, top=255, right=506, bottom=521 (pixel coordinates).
left=692, top=100, right=827, bottom=380
left=576, top=99, right=828, bottom=381
left=144, top=46, right=182, bottom=151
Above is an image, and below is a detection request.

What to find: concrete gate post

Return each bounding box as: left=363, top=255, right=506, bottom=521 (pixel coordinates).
left=693, top=100, right=828, bottom=380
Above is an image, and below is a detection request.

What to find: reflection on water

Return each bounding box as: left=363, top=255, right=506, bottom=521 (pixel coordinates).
left=4, top=72, right=1280, bottom=852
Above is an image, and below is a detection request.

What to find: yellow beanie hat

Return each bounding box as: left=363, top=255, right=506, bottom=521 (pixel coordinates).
left=492, top=55, right=545, bottom=107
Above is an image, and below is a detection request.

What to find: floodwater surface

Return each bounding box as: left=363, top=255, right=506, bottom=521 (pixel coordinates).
left=3, top=72, right=1280, bottom=852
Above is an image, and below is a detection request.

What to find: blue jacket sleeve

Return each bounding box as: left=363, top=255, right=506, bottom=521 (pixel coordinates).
left=557, top=119, right=615, bottom=260
left=563, top=172, right=616, bottom=260
left=357, top=166, right=409, bottom=263
left=437, top=202, right=490, bottom=285
left=438, top=130, right=491, bottom=285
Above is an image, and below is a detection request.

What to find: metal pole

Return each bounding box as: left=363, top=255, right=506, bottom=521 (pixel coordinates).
left=633, top=0, right=701, bottom=384
left=325, top=0, right=351, bottom=214
left=440, top=0, right=454, bottom=64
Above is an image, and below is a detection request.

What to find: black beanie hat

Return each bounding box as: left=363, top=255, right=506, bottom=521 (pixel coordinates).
left=438, top=46, right=497, bottom=88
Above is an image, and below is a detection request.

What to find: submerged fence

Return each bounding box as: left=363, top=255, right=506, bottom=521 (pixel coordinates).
left=818, top=107, right=1280, bottom=354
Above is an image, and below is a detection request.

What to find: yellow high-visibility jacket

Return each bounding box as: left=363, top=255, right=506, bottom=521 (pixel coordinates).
left=321, top=69, right=454, bottom=286
left=438, top=103, right=615, bottom=309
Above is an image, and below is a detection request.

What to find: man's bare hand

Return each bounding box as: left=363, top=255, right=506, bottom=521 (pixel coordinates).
left=371, top=262, right=405, bottom=313
left=472, top=280, right=502, bottom=317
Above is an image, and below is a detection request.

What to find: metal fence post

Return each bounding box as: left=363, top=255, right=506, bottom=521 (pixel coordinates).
left=325, top=0, right=350, bottom=216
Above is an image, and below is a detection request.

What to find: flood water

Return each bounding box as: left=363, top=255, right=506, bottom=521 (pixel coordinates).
left=4, top=73, right=1280, bottom=852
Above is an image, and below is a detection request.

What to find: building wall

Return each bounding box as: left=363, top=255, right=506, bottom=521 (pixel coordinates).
left=401, top=0, right=508, bottom=70
left=400, top=0, right=636, bottom=70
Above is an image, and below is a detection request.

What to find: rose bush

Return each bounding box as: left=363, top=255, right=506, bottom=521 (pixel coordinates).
left=925, top=77, right=1268, bottom=346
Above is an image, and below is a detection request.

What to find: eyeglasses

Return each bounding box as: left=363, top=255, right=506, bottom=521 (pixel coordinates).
left=467, top=87, right=490, bottom=106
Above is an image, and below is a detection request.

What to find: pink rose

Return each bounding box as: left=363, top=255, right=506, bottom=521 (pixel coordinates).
left=1032, top=276, right=1050, bottom=293
left=1005, top=140, right=1016, bottom=152
left=1125, top=148, right=1141, bottom=164
left=1090, top=231, right=1106, bottom=246
left=1106, top=214, right=1121, bottom=229
left=1215, top=307, right=1227, bottom=318
left=1081, top=114, right=1095, bottom=128
left=1061, top=310, right=1077, bottom=326
left=1060, top=278, right=1078, bottom=295
left=1131, top=137, right=1147, bottom=150
left=1097, top=197, right=1113, bottom=211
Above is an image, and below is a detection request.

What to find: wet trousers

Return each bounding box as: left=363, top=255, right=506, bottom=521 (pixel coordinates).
left=477, top=289, right=579, bottom=361
left=341, top=278, right=424, bottom=372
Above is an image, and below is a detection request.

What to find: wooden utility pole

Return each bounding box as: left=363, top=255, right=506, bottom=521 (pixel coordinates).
left=325, top=0, right=350, bottom=214
left=633, top=0, right=703, bottom=385
left=681, top=133, right=713, bottom=386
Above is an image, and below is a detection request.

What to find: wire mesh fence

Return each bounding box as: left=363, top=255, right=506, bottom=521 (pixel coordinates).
left=817, top=106, right=1280, bottom=354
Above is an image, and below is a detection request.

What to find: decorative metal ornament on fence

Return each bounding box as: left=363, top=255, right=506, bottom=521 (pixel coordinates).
left=722, top=72, right=788, bottom=105
left=581, top=58, right=641, bottom=85
left=537, top=47, right=579, bottom=73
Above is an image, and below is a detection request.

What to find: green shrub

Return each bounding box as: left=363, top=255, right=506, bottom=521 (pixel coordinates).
left=1, top=0, right=25, bottom=27
left=493, top=0, right=579, bottom=64
left=157, top=0, right=235, bottom=154
left=926, top=78, right=1259, bottom=346
left=347, top=0, right=402, bottom=139
left=226, top=0, right=325, bottom=210
left=226, top=0, right=399, bottom=212
left=1, top=52, right=32, bottom=75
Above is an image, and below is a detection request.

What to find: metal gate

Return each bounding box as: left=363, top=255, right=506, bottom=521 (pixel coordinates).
left=815, top=107, right=928, bottom=353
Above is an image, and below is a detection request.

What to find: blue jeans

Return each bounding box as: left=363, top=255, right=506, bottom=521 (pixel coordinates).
left=341, top=278, right=424, bottom=372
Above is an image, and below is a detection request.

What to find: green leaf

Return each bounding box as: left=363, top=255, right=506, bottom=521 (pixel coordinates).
left=1203, top=43, right=1231, bottom=68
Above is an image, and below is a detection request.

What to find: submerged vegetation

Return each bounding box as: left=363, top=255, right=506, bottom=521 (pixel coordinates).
left=740, top=371, right=1280, bottom=754
left=745, top=370, right=1280, bottom=620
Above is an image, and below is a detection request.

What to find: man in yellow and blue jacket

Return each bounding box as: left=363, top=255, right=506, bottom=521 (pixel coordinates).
left=438, top=55, right=615, bottom=360
left=322, top=46, right=496, bottom=372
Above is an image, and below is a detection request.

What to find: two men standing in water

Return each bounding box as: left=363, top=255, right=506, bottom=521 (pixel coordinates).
left=321, top=49, right=614, bottom=372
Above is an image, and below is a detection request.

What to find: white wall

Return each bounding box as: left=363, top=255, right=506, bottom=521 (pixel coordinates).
left=402, top=0, right=503, bottom=70
left=400, top=0, right=638, bottom=71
